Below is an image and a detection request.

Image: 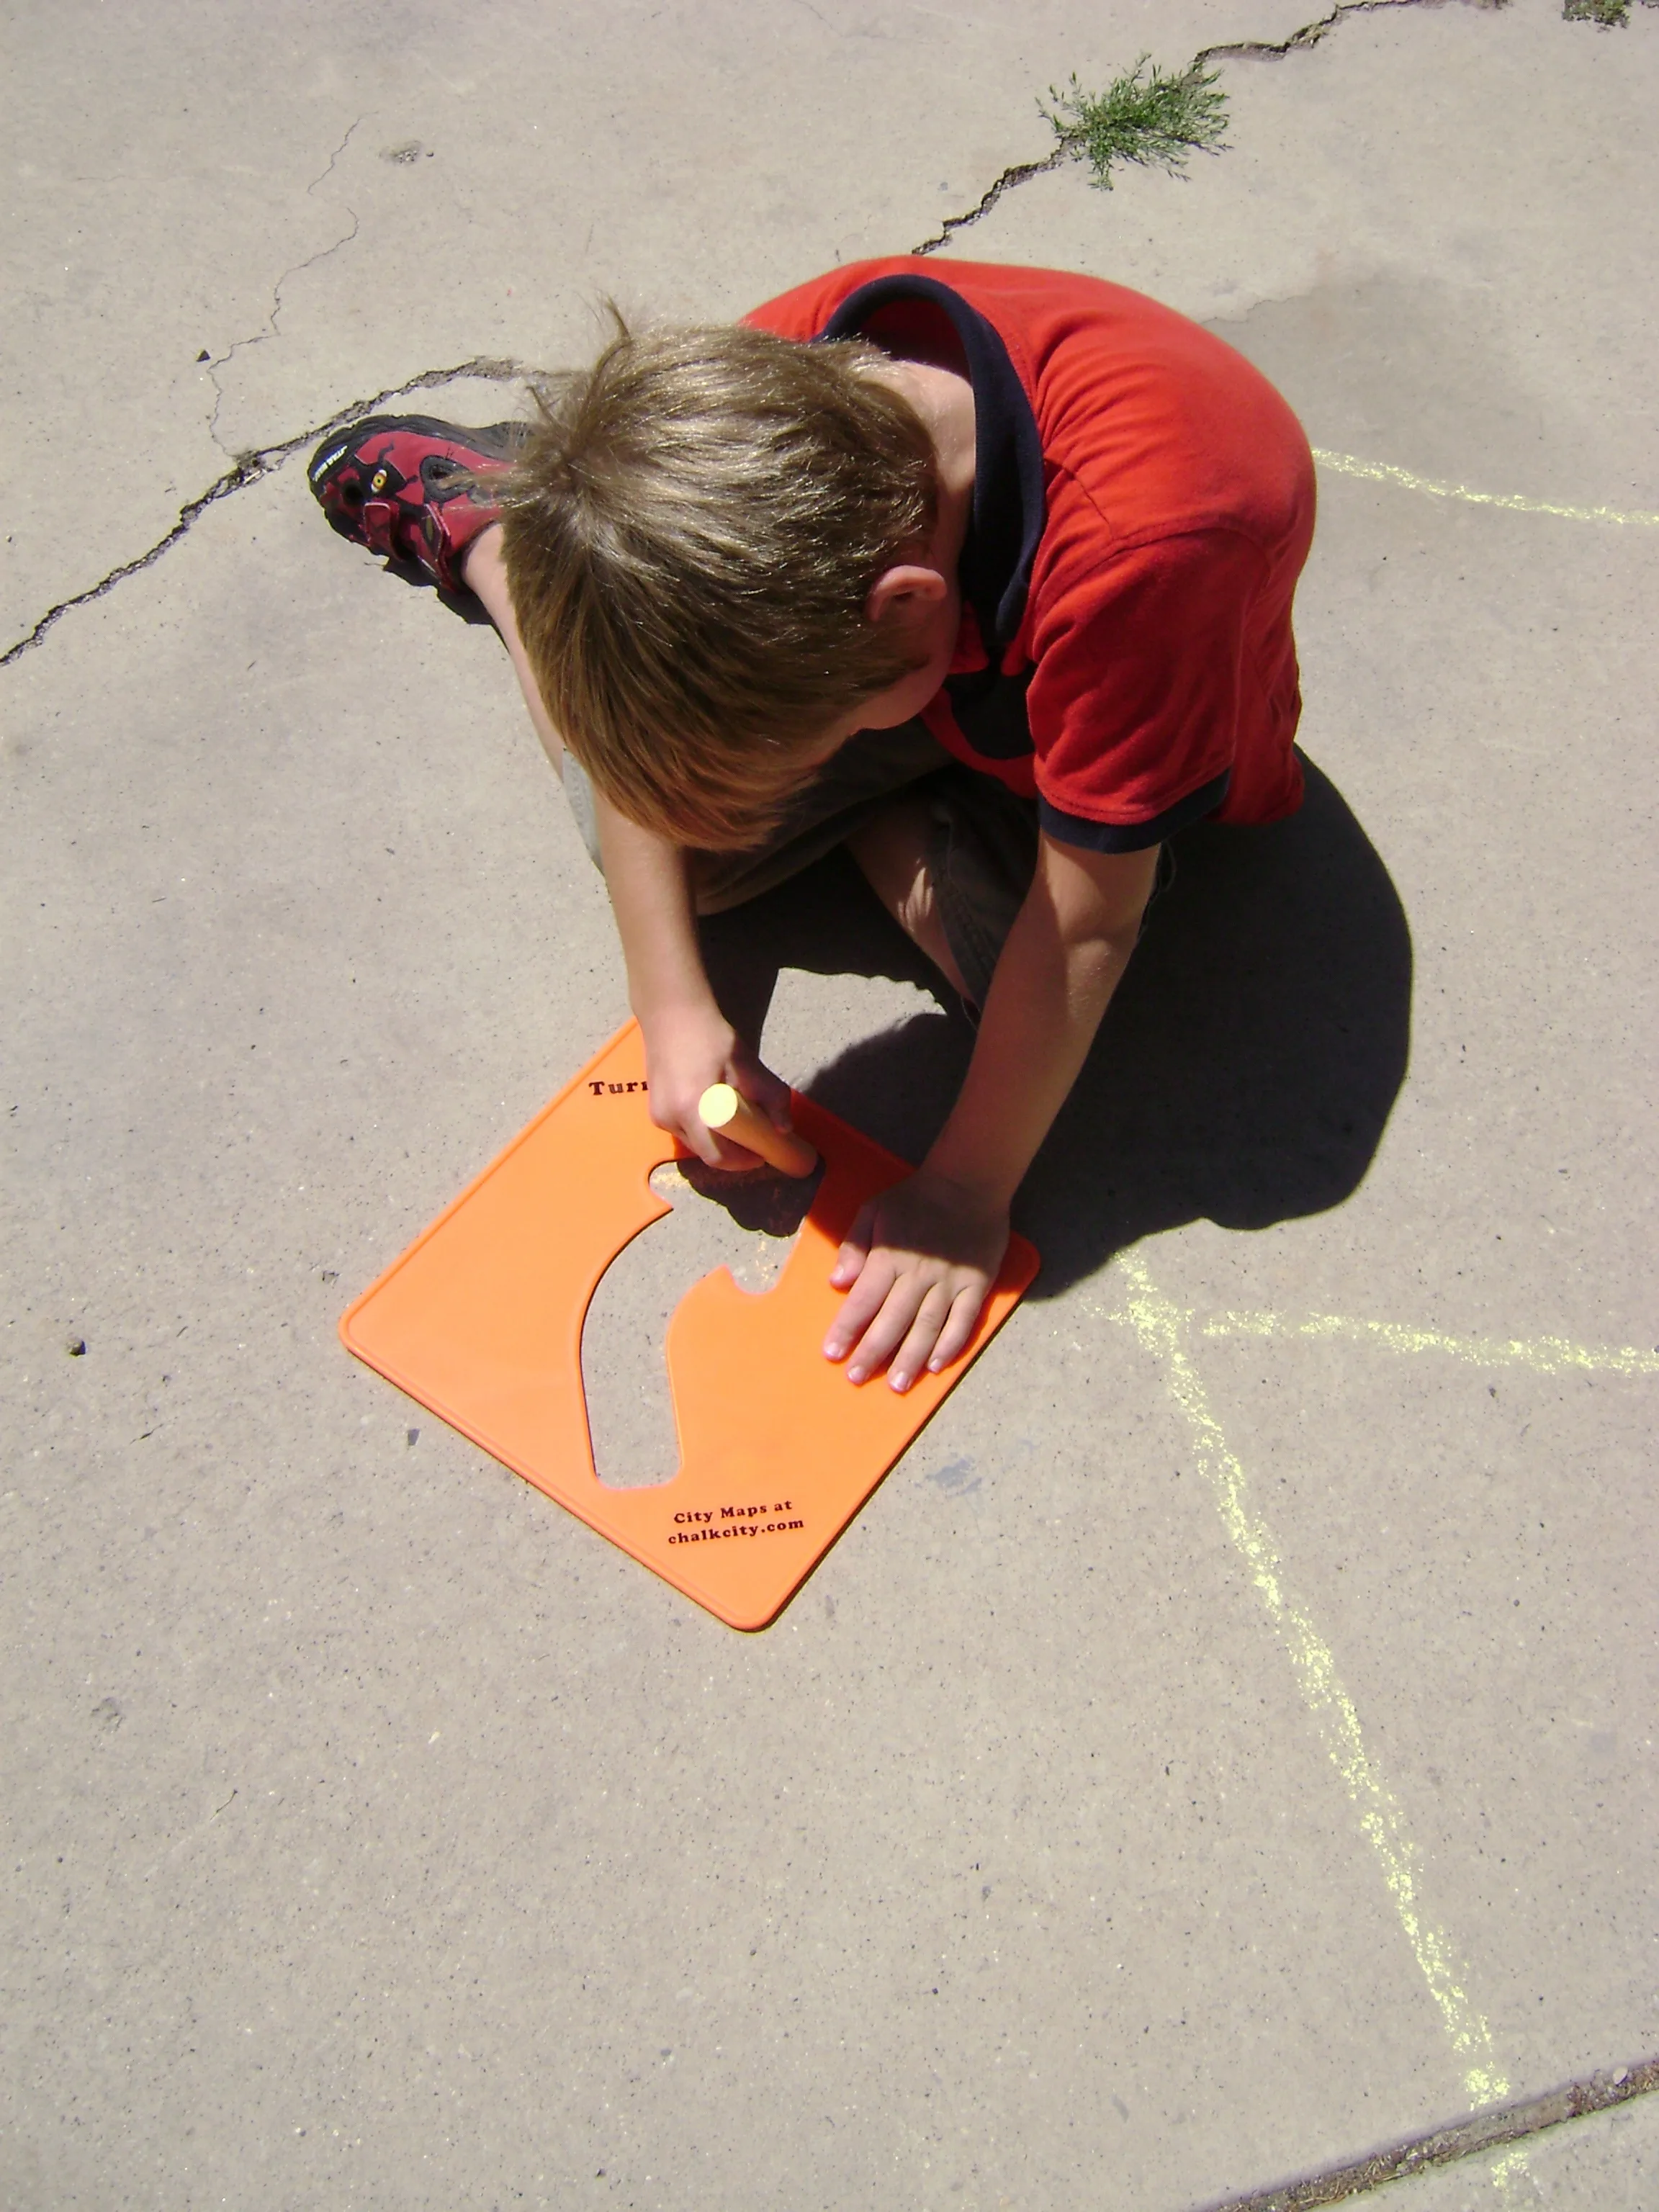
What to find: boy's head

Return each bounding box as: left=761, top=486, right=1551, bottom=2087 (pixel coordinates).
left=498, top=315, right=945, bottom=850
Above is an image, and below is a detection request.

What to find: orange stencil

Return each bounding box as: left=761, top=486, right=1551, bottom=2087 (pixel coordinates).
left=340, top=1020, right=1038, bottom=1629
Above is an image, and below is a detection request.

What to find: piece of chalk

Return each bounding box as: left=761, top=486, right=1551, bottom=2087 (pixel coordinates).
left=696, top=1083, right=819, bottom=1178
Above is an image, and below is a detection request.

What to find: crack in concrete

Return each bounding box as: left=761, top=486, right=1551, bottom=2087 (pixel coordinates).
left=1200, top=2051, right=1658, bottom=2211
left=204, top=114, right=370, bottom=454
left=911, top=0, right=1505, bottom=254
left=0, top=357, right=531, bottom=668
left=909, top=146, right=1068, bottom=258
left=0, top=0, right=1536, bottom=668
left=1193, top=0, right=1502, bottom=68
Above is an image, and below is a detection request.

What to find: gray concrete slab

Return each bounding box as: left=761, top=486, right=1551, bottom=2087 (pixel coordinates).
left=4, top=1, right=1656, bottom=2208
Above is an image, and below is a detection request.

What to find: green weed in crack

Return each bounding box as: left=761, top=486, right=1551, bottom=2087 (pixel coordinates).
left=1563, top=0, right=1658, bottom=24
left=911, top=0, right=1509, bottom=256
left=1039, top=56, right=1228, bottom=192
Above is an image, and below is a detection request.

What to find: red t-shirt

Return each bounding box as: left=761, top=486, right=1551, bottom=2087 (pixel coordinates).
left=745, top=258, right=1316, bottom=849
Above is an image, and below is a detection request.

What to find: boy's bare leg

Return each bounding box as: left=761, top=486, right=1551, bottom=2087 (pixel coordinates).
left=459, top=523, right=566, bottom=775
left=846, top=801, right=970, bottom=999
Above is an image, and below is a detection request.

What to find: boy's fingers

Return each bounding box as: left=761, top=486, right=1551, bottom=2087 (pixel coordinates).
left=684, top=1123, right=729, bottom=1169
left=756, top=1076, right=796, bottom=1134
left=661, top=1101, right=732, bottom=1170
left=828, top=1201, right=877, bottom=1289
left=845, top=1280, right=930, bottom=1385
left=927, top=1285, right=986, bottom=1373
left=658, top=1092, right=766, bottom=1172
left=734, top=1059, right=794, bottom=1133
left=886, top=1285, right=956, bottom=1393
left=707, top=1131, right=766, bottom=1172
left=822, top=1274, right=898, bottom=1354
left=823, top=1249, right=896, bottom=1362
left=842, top=1272, right=939, bottom=1382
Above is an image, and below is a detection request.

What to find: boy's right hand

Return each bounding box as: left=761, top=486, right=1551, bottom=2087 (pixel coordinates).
left=639, top=1000, right=795, bottom=1172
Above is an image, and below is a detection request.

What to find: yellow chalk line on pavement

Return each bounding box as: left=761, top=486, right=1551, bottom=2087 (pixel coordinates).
left=1202, top=1308, right=1659, bottom=1380
left=1312, top=448, right=1659, bottom=529
left=1107, top=1254, right=1511, bottom=2109
left=1488, top=2144, right=1533, bottom=2196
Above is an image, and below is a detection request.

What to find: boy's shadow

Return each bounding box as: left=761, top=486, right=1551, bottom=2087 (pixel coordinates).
left=698, top=756, right=1411, bottom=1298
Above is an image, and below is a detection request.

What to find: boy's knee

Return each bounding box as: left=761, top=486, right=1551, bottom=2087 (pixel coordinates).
left=848, top=800, right=968, bottom=999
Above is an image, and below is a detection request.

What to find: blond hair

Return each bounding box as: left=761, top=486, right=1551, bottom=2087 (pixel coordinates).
left=496, top=315, right=938, bottom=849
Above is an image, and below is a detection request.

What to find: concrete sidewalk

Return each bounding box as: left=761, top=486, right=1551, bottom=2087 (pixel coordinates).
left=4, top=2, right=1655, bottom=2206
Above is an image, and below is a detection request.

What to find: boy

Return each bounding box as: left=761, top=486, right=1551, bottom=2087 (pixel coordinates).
left=309, top=257, right=1314, bottom=1395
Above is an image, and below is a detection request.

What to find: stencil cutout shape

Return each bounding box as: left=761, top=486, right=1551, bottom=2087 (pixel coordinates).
left=583, top=1161, right=805, bottom=1488
left=341, top=1021, right=1038, bottom=1628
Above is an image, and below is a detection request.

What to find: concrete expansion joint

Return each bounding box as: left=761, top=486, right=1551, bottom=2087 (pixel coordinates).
left=1202, top=2050, right=1659, bottom=2210
left=911, top=0, right=1509, bottom=256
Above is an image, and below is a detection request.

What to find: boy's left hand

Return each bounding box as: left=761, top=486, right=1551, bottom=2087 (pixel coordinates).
left=824, top=1169, right=1009, bottom=1392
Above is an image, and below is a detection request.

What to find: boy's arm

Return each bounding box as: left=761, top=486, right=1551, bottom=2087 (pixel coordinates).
left=593, top=792, right=793, bottom=1168
left=824, top=835, right=1159, bottom=1387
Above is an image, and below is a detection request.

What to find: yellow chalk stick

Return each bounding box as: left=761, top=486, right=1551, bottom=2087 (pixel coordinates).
left=696, top=1083, right=819, bottom=1178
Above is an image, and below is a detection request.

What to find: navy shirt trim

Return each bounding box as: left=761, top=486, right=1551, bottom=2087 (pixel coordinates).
left=1038, top=770, right=1232, bottom=853
left=817, top=275, right=1046, bottom=667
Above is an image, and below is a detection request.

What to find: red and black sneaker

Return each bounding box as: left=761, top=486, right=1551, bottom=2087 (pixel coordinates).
left=307, top=414, right=523, bottom=593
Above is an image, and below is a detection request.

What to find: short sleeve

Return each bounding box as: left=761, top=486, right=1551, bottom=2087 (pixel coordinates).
left=1027, top=521, right=1268, bottom=852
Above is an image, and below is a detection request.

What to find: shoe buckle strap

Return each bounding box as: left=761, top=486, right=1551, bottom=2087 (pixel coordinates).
left=359, top=496, right=405, bottom=561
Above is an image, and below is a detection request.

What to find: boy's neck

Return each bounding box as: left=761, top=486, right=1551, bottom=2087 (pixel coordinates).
left=871, top=358, right=976, bottom=573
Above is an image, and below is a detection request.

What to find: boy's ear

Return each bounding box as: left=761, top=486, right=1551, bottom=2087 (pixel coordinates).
left=866, top=562, right=949, bottom=629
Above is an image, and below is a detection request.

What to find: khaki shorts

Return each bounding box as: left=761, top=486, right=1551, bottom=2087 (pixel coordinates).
left=562, top=721, right=1043, bottom=1007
